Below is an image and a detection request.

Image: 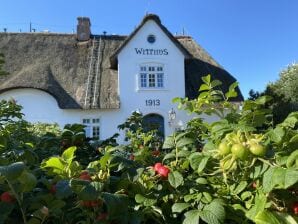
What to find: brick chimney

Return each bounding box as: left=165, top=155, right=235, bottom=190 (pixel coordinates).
left=77, top=17, right=91, bottom=41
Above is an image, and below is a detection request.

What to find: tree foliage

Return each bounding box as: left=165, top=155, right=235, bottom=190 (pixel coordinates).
left=249, top=63, right=298, bottom=124
left=268, top=63, right=298, bottom=103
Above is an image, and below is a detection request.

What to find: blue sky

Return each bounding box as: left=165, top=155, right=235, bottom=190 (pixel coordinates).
left=0, top=0, right=297, bottom=99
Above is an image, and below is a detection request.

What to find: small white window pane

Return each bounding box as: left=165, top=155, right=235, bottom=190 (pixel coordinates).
left=149, top=66, right=155, bottom=72
left=140, top=73, right=147, bottom=87
left=83, top=119, right=90, bottom=124
left=93, top=126, right=100, bottom=140
left=157, top=73, right=163, bottom=87
left=92, top=118, right=100, bottom=123
left=149, top=74, right=155, bottom=87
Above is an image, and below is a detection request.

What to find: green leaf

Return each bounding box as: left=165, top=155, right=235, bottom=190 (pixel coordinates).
left=163, top=136, right=175, bottom=149
left=196, top=177, right=208, bottom=185
left=241, top=191, right=252, bottom=201
left=183, top=210, right=201, bottom=224
left=0, top=162, right=26, bottom=180
left=211, top=80, right=222, bottom=88
left=199, top=84, right=210, bottom=91
left=189, top=153, right=209, bottom=172
left=199, top=92, right=209, bottom=98
left=202, top=199, right=225, bottom=223
left=80, top=184, right=98, bottom=200
left=263, top=167, right=298, bottom=193
left=176, top=138, right=194, bottom=148
left=99, top=152, right=112, bottom=169
left=281, top=116, right=298, bottom=128
left=41, top=157, right=65, bottom=175
left=202, top=192, right=212, bottom=203
left=255, top=96, right=271, bottom=105
left=103, top=193, right=129, bottom=221
left=255, top=210, right=280, bottom=224
left=0, top=203, right=14, bottom=223
left=172, top=97, right=182, bottom=103
left=202, top=74, right=211, bottom=85
left=225, top=90, right=237, bottom=99
left=268, top=126, right=285, bottom=144
left=168, top=171, right=184, bottom=188
left=286, top=150, right=298, bottom=168
left=55, top=180, right=73, bottom=199
left=290, top=134, right=298, bottom=144
left=229, top=82, right=239, bottom=92
left=197, top=157, right=209, bottom=174
left=273, top=211, right=298, bottom=224
left=233, top=181, right=247, bottom=195
left=199, top=210, right=221, bottom=224
left=135, top=194, right=157, bottom=206
left=61, top=146, right=77, bottom=163
left=162, top=153, right=175, bottom=162
left=172, top=203, right=191, bottom=213
left=18, top=171, right=37, bottom=192
left=246, top=191, right=267, bottom=220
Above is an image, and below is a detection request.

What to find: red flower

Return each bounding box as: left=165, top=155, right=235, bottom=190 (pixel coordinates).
left=0, top=192, right=15, bottom=203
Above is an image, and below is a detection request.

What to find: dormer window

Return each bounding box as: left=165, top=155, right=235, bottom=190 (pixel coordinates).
left=139, top=64, right=164, bottom=89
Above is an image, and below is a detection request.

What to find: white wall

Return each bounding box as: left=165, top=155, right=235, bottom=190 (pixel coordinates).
left=0, top=89, right=123, bottom=140
left=118, top=20, right=188, bottom=136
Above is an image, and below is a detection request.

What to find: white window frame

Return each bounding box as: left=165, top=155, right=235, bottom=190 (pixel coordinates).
left=138, top=63, right=165, bottom=90
left=82, top=117, right=100, bottom=140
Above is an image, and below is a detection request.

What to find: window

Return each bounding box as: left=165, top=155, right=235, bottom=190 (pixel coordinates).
left=139, top=64, right=164, bottom=89
left=147, top=34, right=156, bottom=44
left=82, top=118, right=100, bottom=140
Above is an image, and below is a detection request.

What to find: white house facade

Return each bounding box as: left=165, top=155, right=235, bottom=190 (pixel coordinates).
left=0, top=14, right=243, bottom=141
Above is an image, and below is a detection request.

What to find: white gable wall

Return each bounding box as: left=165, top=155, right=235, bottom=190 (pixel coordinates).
left=118, top=20, right=187, bottom=136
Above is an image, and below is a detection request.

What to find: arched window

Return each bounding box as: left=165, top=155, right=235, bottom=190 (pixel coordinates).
left=143, top=113, right=164, bottom=137
left=139, top=64, right=164, bottom=89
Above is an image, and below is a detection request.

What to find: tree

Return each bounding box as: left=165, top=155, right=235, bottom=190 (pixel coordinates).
left=0, top=53, right=9, bottom=76
left=268, top=63, right=298, bottom=103
left=249, top=63, right=298, bottom=124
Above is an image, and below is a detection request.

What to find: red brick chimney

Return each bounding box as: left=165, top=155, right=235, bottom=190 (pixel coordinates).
left=77, top=17, right=91, bottom=41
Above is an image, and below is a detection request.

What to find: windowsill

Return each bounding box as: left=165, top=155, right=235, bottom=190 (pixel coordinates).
left=136, top=87, right=168, bottom=92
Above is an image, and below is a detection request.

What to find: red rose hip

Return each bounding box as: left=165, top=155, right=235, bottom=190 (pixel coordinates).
left=1, top=192, right=15, bottom=203
left=158, top=166, right=170, bottom=178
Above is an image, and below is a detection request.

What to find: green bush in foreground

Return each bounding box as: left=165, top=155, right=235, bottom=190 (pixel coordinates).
left=0, top=75, right=297, bottom=224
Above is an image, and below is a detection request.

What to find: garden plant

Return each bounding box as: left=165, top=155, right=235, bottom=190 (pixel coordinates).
left=0, top=75, right=297, bottom=224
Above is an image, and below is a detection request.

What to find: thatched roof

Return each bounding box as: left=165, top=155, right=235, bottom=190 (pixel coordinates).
left=178, top=36, right=243, bottom=101
left=0, top=14, right=243, bottom=109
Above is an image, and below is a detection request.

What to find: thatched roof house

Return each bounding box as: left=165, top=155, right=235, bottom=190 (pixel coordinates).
left=0, top=14, right=243, bottom=140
